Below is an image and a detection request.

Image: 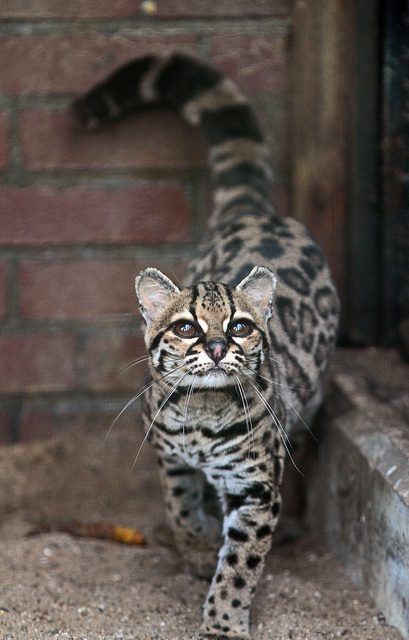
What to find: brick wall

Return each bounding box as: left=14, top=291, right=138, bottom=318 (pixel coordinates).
left=0, top=1, right=290, bottom=444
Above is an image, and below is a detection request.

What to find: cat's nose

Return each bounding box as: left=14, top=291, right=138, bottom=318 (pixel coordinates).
left=205, top=338, right=227, bottom=364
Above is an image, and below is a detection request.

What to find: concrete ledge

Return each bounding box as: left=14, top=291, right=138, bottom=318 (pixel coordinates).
left=308, top=348, right=409, bottom=638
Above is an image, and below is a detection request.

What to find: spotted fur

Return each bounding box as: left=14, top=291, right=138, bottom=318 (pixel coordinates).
left=73, top=54, right=339, bottom=640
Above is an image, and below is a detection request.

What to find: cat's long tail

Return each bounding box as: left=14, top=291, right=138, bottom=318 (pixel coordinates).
left=72, top=53, right=273, bottom=226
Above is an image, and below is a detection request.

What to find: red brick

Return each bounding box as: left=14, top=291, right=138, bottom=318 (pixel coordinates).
left=18, top=402, right=140, bottom=442
left=0, top=33, right=195, bottom=95
left=0, top=185, right=191, bottom=246
left=0, top=112, right=8, bottom=168
left=20, top=109, right=206, bottom=170
left=0, top=1, right=140, bottom=18
left=0, top=0, right=288, bottom=18
left=20, top=260, right=139, bottom=321
left=0, top=261, right=8, bottom=318
left=210, top=33, right=288, bottom=93
left=80, top=333, right=146, bottom=392
left=140, top=0, right=288, bottom=16
left=0, top=334, right=77, bottom=394
left=20, top=258, right=187, bottom=321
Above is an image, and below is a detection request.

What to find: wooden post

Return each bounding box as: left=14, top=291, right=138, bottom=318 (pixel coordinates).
left=291, top=0, right=380, bottom=343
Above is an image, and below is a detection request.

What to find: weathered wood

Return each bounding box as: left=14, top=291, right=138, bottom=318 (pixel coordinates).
left=291, top=0, right=352, bottom=310
left=381, top=0, right=409, bottom=345
left=291, top=0, right=380, bottom=342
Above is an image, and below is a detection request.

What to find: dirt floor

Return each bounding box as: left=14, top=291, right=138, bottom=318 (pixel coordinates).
left=0, top=418, right=403, bottom=640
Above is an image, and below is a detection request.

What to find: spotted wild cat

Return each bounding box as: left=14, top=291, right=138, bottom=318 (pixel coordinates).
left=73, top=53, right=339, bottom=640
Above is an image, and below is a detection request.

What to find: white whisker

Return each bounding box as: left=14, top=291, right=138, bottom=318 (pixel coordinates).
left=286, top=397, right=318, bottom=442
left=118, top=355, right=150, bottom=374
left=244, top=366, right=316, bottom=440
left=106, top=363, right=187, bottom=440
left=241, top=372, right=304, bottom=476
left=247, top=366, right=307, bottom=392
left=104, top=380, right=153, bottom=441
left=235, top=375, right=255, bottom=459
left=131, top=370, right=191, bottom=469
left=182, top=375, right=196, bottom=455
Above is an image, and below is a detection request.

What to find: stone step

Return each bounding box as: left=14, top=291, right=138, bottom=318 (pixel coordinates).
left=308, top=348, right=409, bottom=639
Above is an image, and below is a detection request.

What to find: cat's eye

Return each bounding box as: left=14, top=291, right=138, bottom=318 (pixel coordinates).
left=228, top=319, right=253, bottom=337
left=172, top=320, right=200, bottom=339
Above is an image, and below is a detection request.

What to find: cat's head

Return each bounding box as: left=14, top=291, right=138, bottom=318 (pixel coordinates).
left=135, top=266, right=276, bottom=389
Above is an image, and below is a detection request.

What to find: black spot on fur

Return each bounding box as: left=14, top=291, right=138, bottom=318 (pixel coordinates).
left=232, top=599, right=241, bottom=608
left=226, top=553, right=238, bottom=566
left=302, top=244, right=325, bottom=270
left=228, top=527, right=248, bottom=542
left=256, top=524, right=271, bottom=539
left=166, top=467, right=195, bottom=477
left=274, top=457, right=282, bottom=479
left=314, top=286, right=338, bottom=319
left=225, top=493, right=245, bottom=513
left=284, top=351, right=311, bottom=401
left=246, top=555, right=261, bottom=569
left=272, top=501, right=281, bottom=517
left=220, top=220, right=246, bottom=235
left=299, top=302, right=317, bottom=352
left=233, top=576, right=246, bottom=589
left=278, top=267, right=310, bottom=296
left=208, top=608, right=216, bottom=617
left=314, top=332, right=328, bottom=367
left=298, top=257, right=316, bottom=280
left=256, top=237, right=285, bottom=260
left=247, top=482, right=272, bottom=505
left=276, top=296, right=298, bottom=344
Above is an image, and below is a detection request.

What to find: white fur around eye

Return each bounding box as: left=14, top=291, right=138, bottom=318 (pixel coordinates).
left=232, top=311, right=254, bottom=322
left=197, top=318, right=209, bottom=333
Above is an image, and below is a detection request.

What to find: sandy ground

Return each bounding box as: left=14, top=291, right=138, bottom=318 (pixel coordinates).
left=0, top=418, right=403, bottom=640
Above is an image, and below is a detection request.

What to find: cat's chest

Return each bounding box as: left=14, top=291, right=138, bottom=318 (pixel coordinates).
left=152, top=396, right=245, bottom=466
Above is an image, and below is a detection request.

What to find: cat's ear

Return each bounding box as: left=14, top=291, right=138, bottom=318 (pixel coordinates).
left=236, top=266, right=277, bottom=321
left=135, top=268, right=179, bottom=325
